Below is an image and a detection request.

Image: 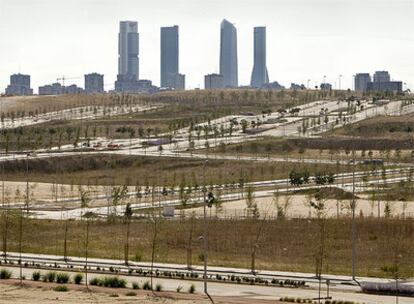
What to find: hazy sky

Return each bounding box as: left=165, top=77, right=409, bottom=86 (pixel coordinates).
left=1, top=0, right=413, bottom=93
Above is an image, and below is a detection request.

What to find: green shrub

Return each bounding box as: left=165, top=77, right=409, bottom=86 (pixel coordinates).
left=53, top=285, right=69, bottom=292
left=142, top=281, right=151, bottom=290
left=109, top=293, right=119, bottom=297
left=32, top=271, right=41, bottom=281
left=0, top=269, right=12, bottom=280
left=126, top=291, right=136, bottom=296
left=44, top=271, right=56, bottom=283
left=74, top=273, right=83, bottom=284
left=89, top=277, right=101, bottom=286
left=155, top=283, right=163, bottom=292
left=101, top=276, right=127, bottom=288
left=176, top=285, right=183, bottom=293
left=188, top=284, right=195, bottom=294
left=56, top=273, right=70, bottom=284
left=132, top=282, right=140, bottom=290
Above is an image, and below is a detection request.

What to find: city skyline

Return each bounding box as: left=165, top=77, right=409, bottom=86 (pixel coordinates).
left=1, top=0, right=413, bottom=93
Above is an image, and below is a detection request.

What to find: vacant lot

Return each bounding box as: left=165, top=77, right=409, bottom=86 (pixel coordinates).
left=2, top=217, right=413, bottom=278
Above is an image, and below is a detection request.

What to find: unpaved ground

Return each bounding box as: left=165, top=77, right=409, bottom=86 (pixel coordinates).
left=0, top=96, right=40, bottom=111
left=183, top=194, right=414, bottom=219
left=0, top=281, right=280, bottom=304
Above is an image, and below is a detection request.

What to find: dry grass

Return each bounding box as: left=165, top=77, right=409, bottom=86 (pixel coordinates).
left=329, top=114, right=414, bottom=138
left=211, top=136, right=414, bottom=162
left=2, top=217, right=414, bottom=278
left=2, top=154, right=349, bottom=186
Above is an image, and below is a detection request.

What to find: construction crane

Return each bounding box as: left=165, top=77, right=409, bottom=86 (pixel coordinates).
left=56, top=76, right=82, bottom=87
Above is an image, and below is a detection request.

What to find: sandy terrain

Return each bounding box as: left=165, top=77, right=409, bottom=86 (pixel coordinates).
left=183, top=194, right=414, bottom=219
left=0, top=281, right=282, bottom=304
left=0, top=281, right=208, bottom=304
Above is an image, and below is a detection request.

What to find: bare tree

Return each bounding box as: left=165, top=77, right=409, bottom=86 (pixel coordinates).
left=79, top=187, right=91, bottom=289
left=310, top=196, right=328, bottom=303
left=124, top=203, right=133, bottom=265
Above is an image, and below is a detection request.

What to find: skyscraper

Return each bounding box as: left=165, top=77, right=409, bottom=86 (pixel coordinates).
left=250, top=27, right=269, bottom=88
left=373, top=71, right=391, bottom=83
left=118, top=21, right=139, bottom=80
left=220, top=19, right=238, bottom=88
left=161, top=26, right=179, bottom=88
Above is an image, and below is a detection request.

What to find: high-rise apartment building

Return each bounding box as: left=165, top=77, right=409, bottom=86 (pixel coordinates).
left=5, top=73, right=33, bottom=96
left=205, top=74, right=224, bottom=89
left=85, top=73, right=104, bottom=94
left=354, top=73, right=371, bottom=92
left=250, top=27, right=269, bottom=88
left=220, top=19, right=238, bottom=88
left=373, top=71, right=391, bottom=83
left=356, top=71, right=403, bottom=93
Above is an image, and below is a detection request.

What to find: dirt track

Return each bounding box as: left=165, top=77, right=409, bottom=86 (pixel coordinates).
left=0, top=281, right=282, bottom=304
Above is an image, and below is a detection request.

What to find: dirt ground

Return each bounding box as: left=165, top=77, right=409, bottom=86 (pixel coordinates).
left=183, top=194, right=414, bottom=219
left=0, top=281, right=280, bottom=304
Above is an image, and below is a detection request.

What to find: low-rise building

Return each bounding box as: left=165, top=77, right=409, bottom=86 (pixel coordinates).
left=115, top=75, right=158, bottom=94
left=39, top=83, right=83, bottom=95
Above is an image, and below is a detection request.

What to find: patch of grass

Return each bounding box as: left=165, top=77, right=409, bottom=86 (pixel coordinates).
left=0, top=269, right=12, bottom=279
left=89, top=277, right=100, bottom=286
left=142, top=281, right=152, bottom=290
left=73, top=273, right=83, bottom=284
left=155, top=283, right=163, bottom=292
left=132, top=282, right=140, bottom=290
left=89, top=276, right=126, bottom=288
left=8, top=217, right=414, bottom=278
left=126, top=291, right=136, bottom=296
left=32, top=271, right=41, bottom=281
left=188, top=284, right=195, bottom=294
left=53, top=285, right=69, bottom=292
left=43, top=271, right=56, bottom=283
left=3, top=154, right=350, bottom=186
left=56, top=272, right=70, bottom=284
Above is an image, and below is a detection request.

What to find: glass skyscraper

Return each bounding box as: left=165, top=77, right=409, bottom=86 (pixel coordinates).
left=220, top=19, right=238, bottom=88
left=250, top=27, right=269, bottom=88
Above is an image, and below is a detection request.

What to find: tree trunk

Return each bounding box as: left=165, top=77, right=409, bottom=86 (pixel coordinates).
left=124, top=220, right=130, bottom=265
